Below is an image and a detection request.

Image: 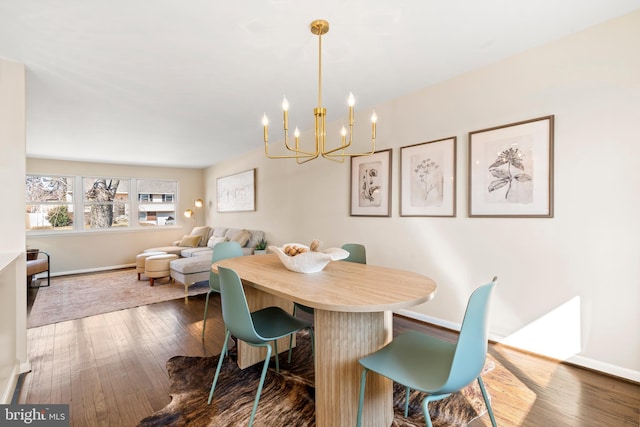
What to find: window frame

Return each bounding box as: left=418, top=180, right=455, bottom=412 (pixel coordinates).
left=26, top=175, right=181, bottom=235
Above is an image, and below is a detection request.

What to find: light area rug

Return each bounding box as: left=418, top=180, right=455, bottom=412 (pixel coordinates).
left=138, top=331, right=494, bottom=427
left=28, top=268, right=210, bottom=328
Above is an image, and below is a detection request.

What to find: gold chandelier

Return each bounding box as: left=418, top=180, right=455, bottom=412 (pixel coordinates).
left=262, top=19, right=377, bottom=164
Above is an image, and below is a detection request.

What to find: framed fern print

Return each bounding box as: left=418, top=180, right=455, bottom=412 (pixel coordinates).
left=469, top=116, right=554, bottom=217
left=400, top=137, right=456, bottom=217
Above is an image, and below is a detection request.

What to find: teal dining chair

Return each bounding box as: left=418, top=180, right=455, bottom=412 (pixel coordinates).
left=208, top=266, right=314, bottom=427
left=202, top=241, right=244, bottom=339
left=356, top=278, right=498, bottom=427
left=288, top=243, right=367, bottom=361
left=341, top=243, right=367, bottom=264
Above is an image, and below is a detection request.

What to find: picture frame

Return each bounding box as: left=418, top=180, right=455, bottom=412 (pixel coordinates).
left=350, top=149, right=392, bottom=217
left=469, top=115, right=554, bottom=217
left=400, top=137, right=456, bottom=217
left=216, top=168, right=256, bottom=213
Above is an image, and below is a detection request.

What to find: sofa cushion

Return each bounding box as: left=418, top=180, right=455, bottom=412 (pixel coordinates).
left=226, top=229, right=251, bottom=247
left=207, top=235, right=228, bottom=248
left=178, top=234, right=202, bottom=247
left=180, top=247, right=212, bottom=257
left=212, top=227, right=228, bottom=238
left=189, top=225, right=211, bottom=247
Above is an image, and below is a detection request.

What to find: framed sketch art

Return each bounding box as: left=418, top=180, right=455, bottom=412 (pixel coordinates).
left=350, top=149, right=392, bottom=217
left=469, top=115, right=554, bottom=217
left=400, top=137, right=456, bottom=217
left=216, top=168, right=256, bottom=213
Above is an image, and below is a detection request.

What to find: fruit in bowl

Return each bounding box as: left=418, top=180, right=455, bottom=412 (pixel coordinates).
left=269, top=241, right=349, bottom=273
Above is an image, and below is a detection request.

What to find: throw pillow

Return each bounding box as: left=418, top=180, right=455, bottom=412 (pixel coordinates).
left=178, top=235, right=202, bottom=247
left=189, top=226, right=211, bottom=247
left=229, top=229, right=251, bottom=247
left=207, top=236, right=228, bottom=248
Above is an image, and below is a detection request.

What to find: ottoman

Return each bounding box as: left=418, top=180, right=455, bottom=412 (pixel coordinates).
left=170, top=256, right=212, bottom=293
left=145, top=254, right=179, bottom=286
left=136, top=251, right=167, bottom=280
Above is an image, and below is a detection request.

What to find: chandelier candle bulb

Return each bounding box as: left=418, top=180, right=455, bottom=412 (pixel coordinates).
left=348, top=92, right=355, bottom=125
left=282, top=97, right=289, bottom=131
left=371, top=110, right=377, bottom=140
left=262, top=114, right=269, bottom=143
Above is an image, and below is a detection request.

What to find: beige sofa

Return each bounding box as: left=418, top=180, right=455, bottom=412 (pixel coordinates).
left=143, top=226, right=265, bottom=292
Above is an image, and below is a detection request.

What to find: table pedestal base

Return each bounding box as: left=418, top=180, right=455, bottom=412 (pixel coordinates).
left=235, top=285, right=396, bottom=426
left=314, top=309, right=393, bottom=427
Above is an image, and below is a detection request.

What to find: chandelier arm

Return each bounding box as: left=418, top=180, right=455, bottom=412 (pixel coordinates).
left=322, top=146, right=377, bottom=158
left=283, top=140, right=318, bottom=156
left=296, top=153, right=321, bottom=164
left=320, top=153, right=346, bottom=163
left=263, top=19, right=377, bottom=164
left=323, top=136, right=353, bottom=155
left=265, top=150, right=318, bottom=160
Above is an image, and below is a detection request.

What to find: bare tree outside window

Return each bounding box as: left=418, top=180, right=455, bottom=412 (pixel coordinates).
left=85, top=178, right=121, bottom=228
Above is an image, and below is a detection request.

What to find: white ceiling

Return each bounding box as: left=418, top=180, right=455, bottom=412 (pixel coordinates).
left=1, top=1, right=638, bottom=168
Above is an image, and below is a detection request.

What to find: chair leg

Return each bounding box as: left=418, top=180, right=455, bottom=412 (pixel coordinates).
left=287, top=304, right=298, bottom=362
left=249, top=344, right=272, bottom=427
left=273, top=341, right=280, bottom=372
left=202, top=291, right=212, bottom=339
left=356, top=368, right=369, bottom=427
left=421, top=398, right=434, bottom=427
left=404, top=386, right=411, bottom=417
left=478, top=376, right=498, bottom=427
left=421, top=394, right=451, bottom=427
left=149, top=278, right=154, bottom=286
left=308, top=327, right=315, bottom=358
left=208, top=330, right=231, bottom=404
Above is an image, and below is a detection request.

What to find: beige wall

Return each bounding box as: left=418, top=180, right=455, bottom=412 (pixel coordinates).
left=0, top=57, right=27, bottom=402
left=26, top=158, right=206, bottom=274
left=204, top=11, right=640, bottom=380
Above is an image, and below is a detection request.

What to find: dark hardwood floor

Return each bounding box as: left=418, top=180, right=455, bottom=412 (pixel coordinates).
left=18, top=288, right=640, bottom=426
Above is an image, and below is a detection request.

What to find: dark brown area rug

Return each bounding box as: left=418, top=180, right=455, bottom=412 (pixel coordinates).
left=138, top=332, right=494, bottom=427
left=28, top=268, right=210, bottom=328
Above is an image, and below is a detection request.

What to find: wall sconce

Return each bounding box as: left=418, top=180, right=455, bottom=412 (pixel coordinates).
left=194, top=198, right=203, bottom=208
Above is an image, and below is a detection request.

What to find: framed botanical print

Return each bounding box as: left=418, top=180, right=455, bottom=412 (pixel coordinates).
left=350, top=149, right=392, bottom=217
left=400, top=137, right=456, bottom=217
left=469, top=115, right=554, bottom=217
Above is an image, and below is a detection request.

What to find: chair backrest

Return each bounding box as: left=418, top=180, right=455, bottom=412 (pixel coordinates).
left=441, top=278, right=497, bottom=393
left=209, top=241, right=244, bottom=292
left=217, top=266, right=264, bottom=344
left=341, top=243, right=367, bottom=264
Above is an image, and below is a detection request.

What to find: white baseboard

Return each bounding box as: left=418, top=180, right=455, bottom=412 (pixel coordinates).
left=0, top=361, right=20, bottom=404
left=395, top=309, right=640, bottom=383
left=38, top=263, right=136, bottom=279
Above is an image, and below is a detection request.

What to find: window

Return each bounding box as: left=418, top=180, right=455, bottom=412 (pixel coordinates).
left=83, top=178, right=129, bottom=229
left=26, top=175, right=74, bottom=231
left=26, top=175, right=179, bottom=233
left=137, top=179, right=177, bottom=226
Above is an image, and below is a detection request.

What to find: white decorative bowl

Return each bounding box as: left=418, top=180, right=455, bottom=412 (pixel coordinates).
left=269, top=244, right=349, bottom=273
